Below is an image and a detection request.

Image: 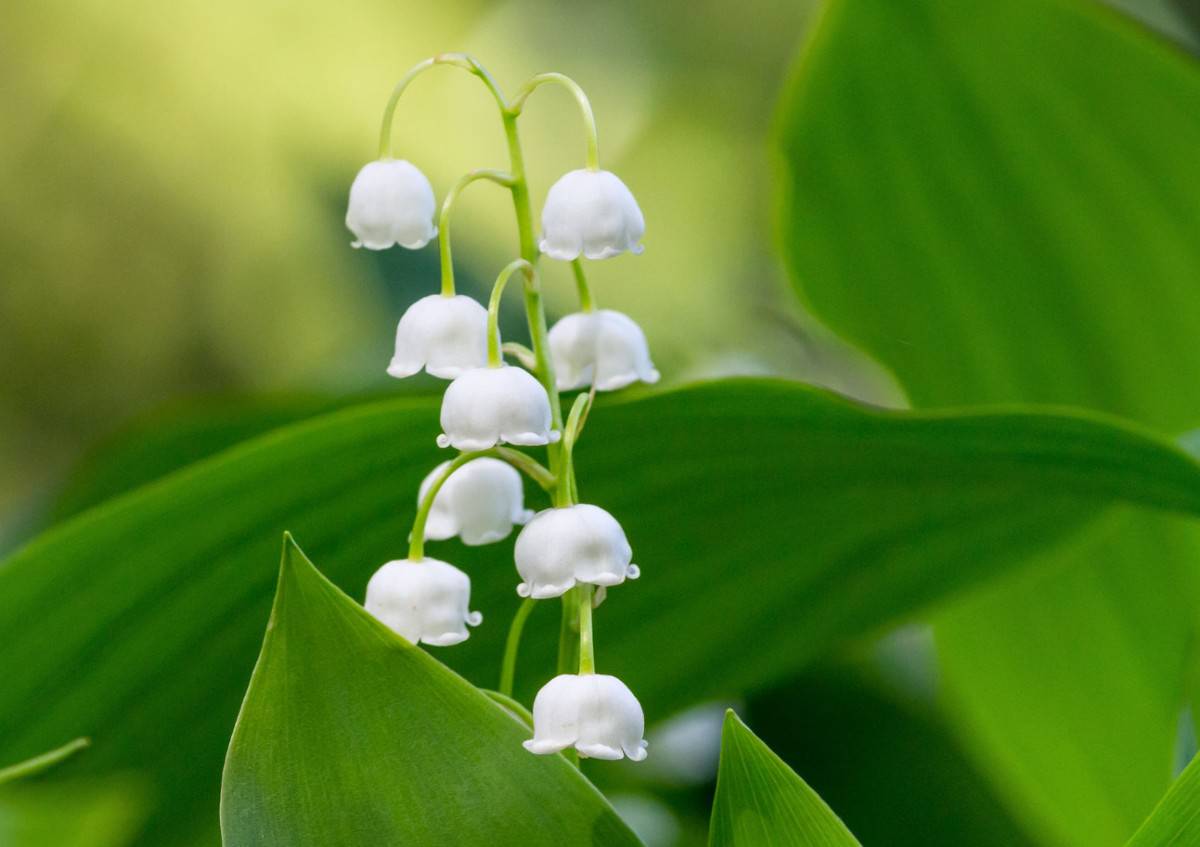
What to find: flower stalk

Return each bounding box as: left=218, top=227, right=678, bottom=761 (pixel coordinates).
left=355, top=52, right=650, bottom=763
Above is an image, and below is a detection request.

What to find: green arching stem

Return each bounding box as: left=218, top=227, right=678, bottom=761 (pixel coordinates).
left=577, top=585, right=595, bottom=674
left=561, top=391, right=592, bottom=506
left=439, top=170, right=515, bottom=296
left=493, top=446, right=556, bottom=491
left=510, top=72, right=600, bottom=171
left=408, top=448, right=554, bottom=559
left=499, top=597, right=537, bottom=697
left=557, top=587, right=581, bottom=676
left=571, top=259, right=596, bottom=312
left=0, top=737, right=90, bottom=785
left=501, top=341, right=537, bottom=370
left=482, top=689, right=534, bottom=729
left=378, top=53, right=508, bottom=159
left=487, top=259, right=535, bottom=367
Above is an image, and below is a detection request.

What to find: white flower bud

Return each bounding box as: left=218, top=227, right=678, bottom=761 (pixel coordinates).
left=346, top=160, right=437, bottom=250
left=549, top=309, right=660, bottom=392
left=539, top=169, right=645, bottom=261
left=418, top=458, right=534, bottom=546
left=364, top=558, right=482, bottom=646
left=388, top=294, right=490, bottom=380
left=437, top=366, right=561, bottom=451
left=524, top=673, right=648, bottom=761
left=514, top=504, right=639, bottom=599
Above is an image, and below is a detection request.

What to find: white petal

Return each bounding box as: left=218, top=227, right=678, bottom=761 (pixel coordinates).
left=388, top=295, right=489, bottom=381
left=346, top=160, right=438, bottom=251
left=525, top=674, right=587, bottom=754
left=514, top=504, right=636, bottom=598
left=577, top=675, right=648, bottom=762
left=539, top=170, right=644, bottom=262
left=363, top=558, right=479, bottom=647
left=525, top=674, right=648, bottom=762
left=549, top=310, right=658, bottom=392
left=439, top=366, right=557, bottom=451
left=418, top=458, right=530, bottom=546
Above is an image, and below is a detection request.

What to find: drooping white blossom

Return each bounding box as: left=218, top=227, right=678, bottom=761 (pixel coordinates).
left=539, top=169, right=644, bottom=261
left=549, top=309, right=660, bottom=391
left=418, top=458, right=533, bottom=545
left=388, top=294, right=490, bottom=380
left=364, top=558, right=482, bottom=646
left=438, top=366, right=560, bottom=451
left=346, top=159, right=437, bottom=250
left=524, top=673, right=648, bottom=761
left=514, top=504, right=639, bottom=599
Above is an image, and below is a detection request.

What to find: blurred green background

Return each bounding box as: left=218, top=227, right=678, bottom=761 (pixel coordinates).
left=0, top=0, right=905, bottom=550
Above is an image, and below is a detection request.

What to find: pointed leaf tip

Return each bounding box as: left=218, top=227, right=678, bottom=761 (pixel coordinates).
left=711, top=710, right=861, bottom=847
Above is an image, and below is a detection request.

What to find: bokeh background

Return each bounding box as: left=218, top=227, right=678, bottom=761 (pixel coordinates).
left=0, top=0, right=909, bottom=551
left=6, top=1, right=1200, bottom=845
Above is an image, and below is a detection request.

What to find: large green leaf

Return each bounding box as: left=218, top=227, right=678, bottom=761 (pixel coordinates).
left=1126, top=749, right=1200, bottom=846
left=779, top=0, right=1200, bottom=428
left=709, top=710, right=859, bottom=846
left=777, top=0, right=1200, bottom=841
left=4, top=380, right=1200, bottom=845
left=221, top=536, right=639, bottom=846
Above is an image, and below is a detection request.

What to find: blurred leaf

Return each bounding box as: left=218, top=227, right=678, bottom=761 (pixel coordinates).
left=709, top=710, right=860, bottom=846
left=221, top=536, right=639, bottom=846
left=51, top=395, right=352, bottom=523
left=778, top=0, right=1200, bottom=842
left=1126, top=749, right=1200, bottom=846
left=0, top=738, right=90, bottom=785
left=0, top=777, right=146, bottom=847
left=745, top=664, right=1037, bottom=846
left=4, top=380, right=1200, bottom=845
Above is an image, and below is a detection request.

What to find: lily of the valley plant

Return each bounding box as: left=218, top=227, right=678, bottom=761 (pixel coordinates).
left=348, top=53, right=656, bottom=762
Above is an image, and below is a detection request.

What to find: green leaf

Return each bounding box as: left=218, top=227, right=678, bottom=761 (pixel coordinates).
left=779, top=0, right=1200, bottom=430
left=0, top=777, right=146, bottom=847
left=777, top=0, right=1200, bottom=841
left=1126, top=750, right=1200, bottom=846
left=51, top=395, right=345, bottom=524
left=709, top=710, right=860, bottom=846
left=0, top=738, right=90, bottom=786
left=744, top=664, right=1037, bottom=846
left=4, top=380, right=1200, bottom=845
left=221, top=536, right=639, bottom=846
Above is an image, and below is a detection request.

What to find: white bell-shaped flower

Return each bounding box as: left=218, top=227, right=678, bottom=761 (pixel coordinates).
left=418, top=458, right=534, bottom=545
left=539, top=169, right=645, bottom=260
left=438, top=366, right=560, bottom=451
left=514, top=504, right=640, bottom=599
left=346, top=159, right=437, bottom=250
left=524, top=673, right=649, bottom=761
left=549, top=309, right=660, bottom=391
left=364, top=558, right=482, bottom=647
left=387, top=294, right=489, bottom=380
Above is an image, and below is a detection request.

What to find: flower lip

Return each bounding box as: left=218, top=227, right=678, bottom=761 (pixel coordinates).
left=346, top=159, right=438, bottom=251
left=524, top=673, right=648, bottom=761
left=549, top=309, right=660, bottom=392
left=539, top=169, right=645, bottom=261
left=388, top=294, right=490, bottom=381
left=514, top=503, right=638, bottom=599
left=363, top=558, right=481, bottom=647
left=417, top=457, right=534, bottom=546
left=437, top=365, right=560, bottom=451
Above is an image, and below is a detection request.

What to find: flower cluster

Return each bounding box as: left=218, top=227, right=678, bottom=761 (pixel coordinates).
left=348, top=55, right=656, bottom=762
